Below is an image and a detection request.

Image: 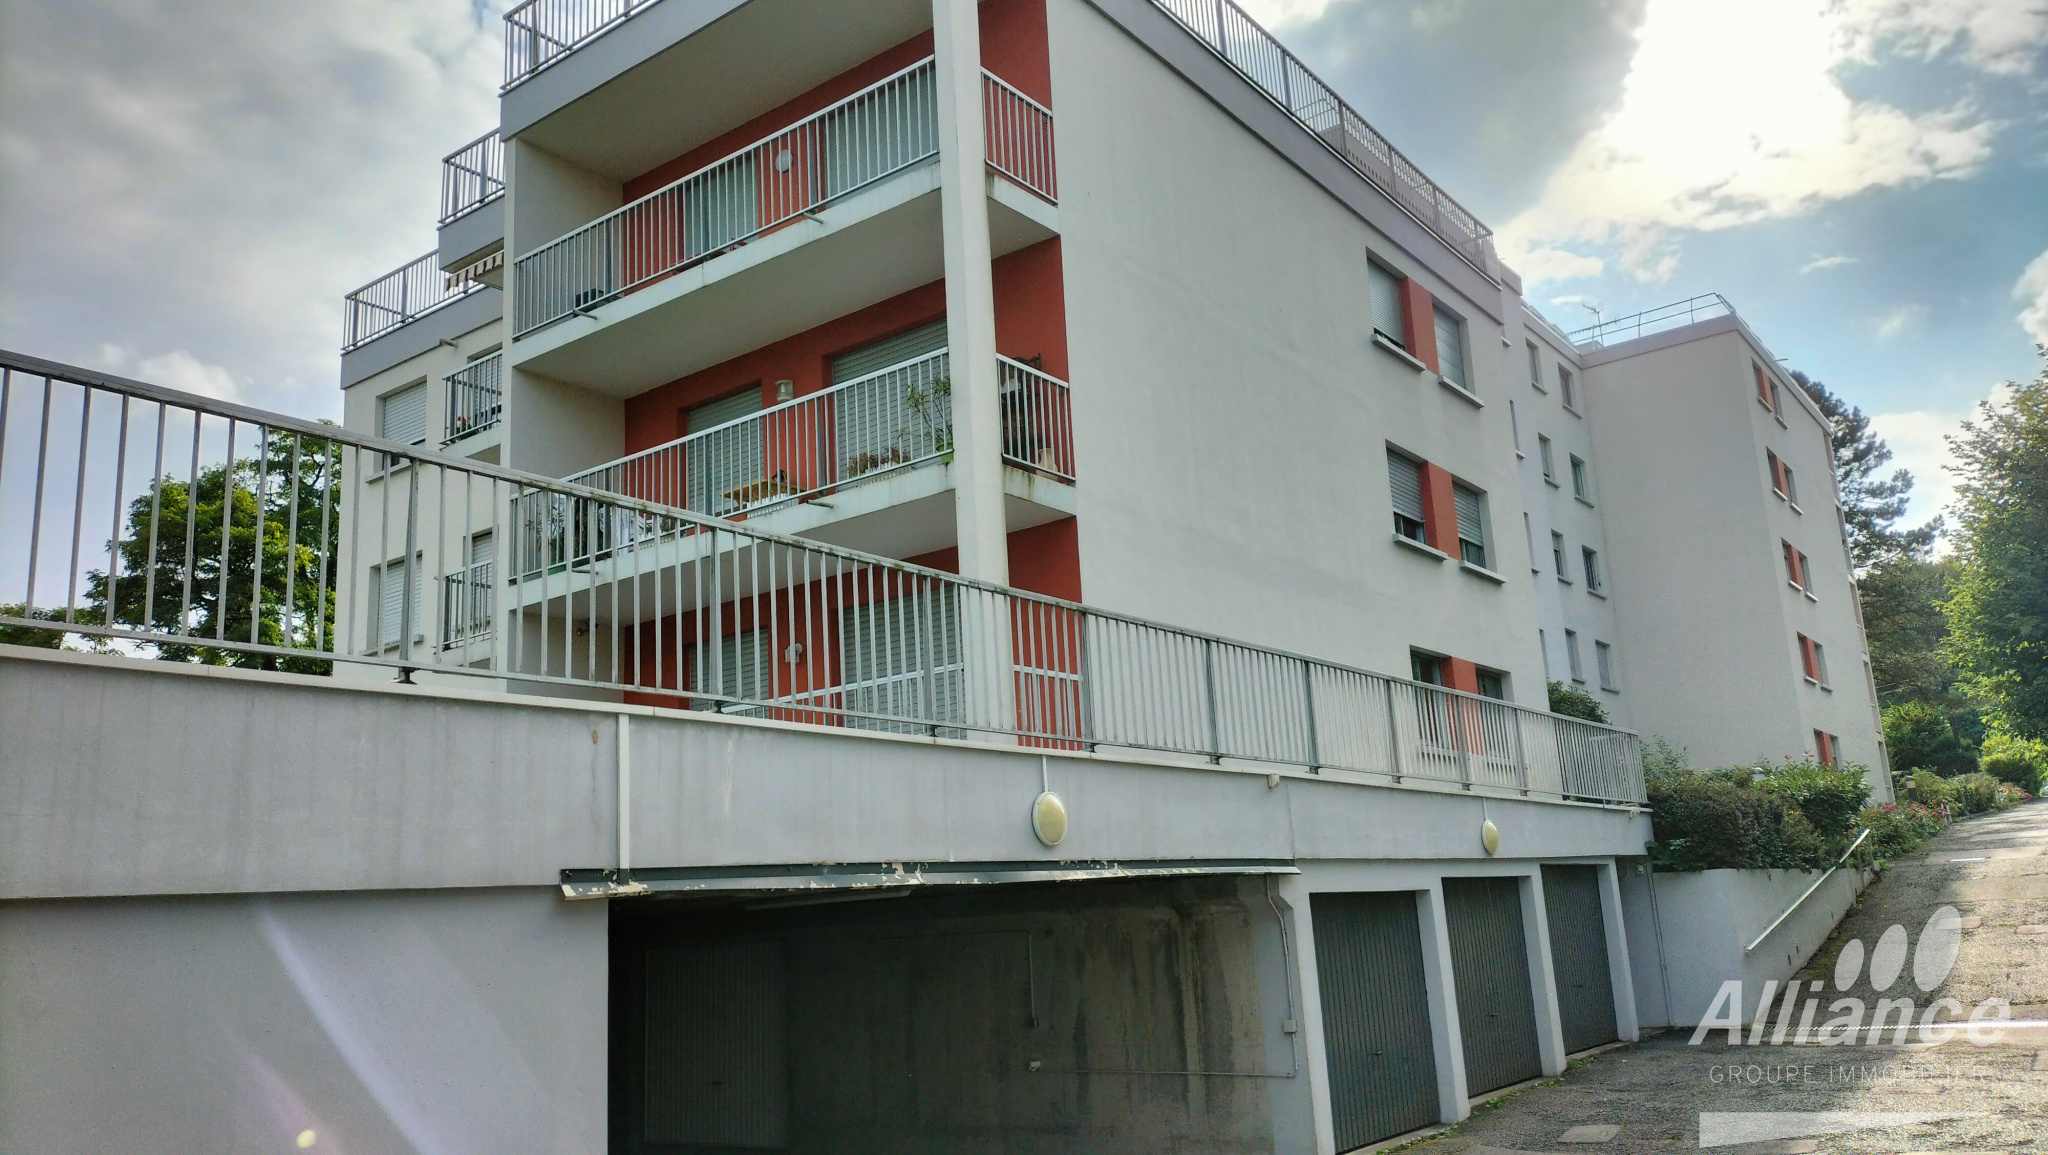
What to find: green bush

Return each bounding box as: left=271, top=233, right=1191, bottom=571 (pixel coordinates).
left=1998, top=782, right=2034, bottom=807
left=1979, top=733, right=2047, bottom=793
left=1856, top=802, right=1947, bottom=861
left=1882, top=701, right=1976, bottom=775
left=1757, top=761, right=1873, bottom=840
left=1647, top=773, right=1830, bottom=871
left=1948, top=772, right=2005, bottom=815
left=1909, top=768, right=1952, bottom=806
left=1640, top=738, right=1691, bottom=784
left=1548, top=681, right=1608, bottom=723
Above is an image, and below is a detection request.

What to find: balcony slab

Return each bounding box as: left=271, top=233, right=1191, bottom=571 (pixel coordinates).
left=439, top=196, right=505, bottom=274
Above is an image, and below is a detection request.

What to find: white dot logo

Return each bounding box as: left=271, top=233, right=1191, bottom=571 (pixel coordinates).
left=1867, top=924, right=1909, bottom=991
left=1833, top=938, right=1864, bottom=992
left=1913, top=906, right=1963, bottom=992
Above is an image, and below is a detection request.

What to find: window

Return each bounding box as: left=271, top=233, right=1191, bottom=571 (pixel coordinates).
left=1798, top=552, right=1813, bottom=595
left=446, top=532, right=495, bottom=643
left=1551, top=531, right=1567, bottom=578
left=1411, top=650, right=1445, bottom=686
left=1768, top=450, right=1787, bottom=498
left=1369, top=261, right=1406, bottom=347
left=1565, top=629, right=1585, bottom=683
left=1539, top=629, right=1552, bottom=678
left=1453, top=483, right=1487, bottom=568
left=1523, top=513, right=1537, bottom=572
left=1558, top=366, right=1577, bottom=411
left=1782, top=463, right=1799, bottom=505
left=1783, top=540, right=1804, bottom=588
left=1595, top=640, right=1617, bottom=691
left=1813, top=640, right=1830, bottom=687
left=1388, top=450, right=1427, bottom=543
left=372, top=555, right=420, bottom=649
left=1509, top=399, right=1522, bottom=454
left=1434, top=304, right=1468, bottom=389
left=1798, top=633, right=1819, bottom=681
left=1477, top=668, right=1507, bottom=700
left=839, top=588, right=965, bottom=732
left=1814, top=730, right=1836, bottom=767
left=1570, top=454, right=1590, bottom=501
left=1754, top=362, right=1779, bottom=411
left=1527, top=342, right=1544, bottom=389
left=1582, top=546, right=1602, bottom=593
left=377, top=380, right=429, bottom=470
left=1538, top=435, right=1556, bottom=484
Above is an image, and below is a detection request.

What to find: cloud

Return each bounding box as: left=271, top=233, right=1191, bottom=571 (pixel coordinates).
left=1873, top=303, right=1931, bottom=339
left=2017, top=247, right=2048, bottom=346
left=1801, top=254, right=1858, bottom=273
left=1871, top=378, right=2019, bottom=534
left=1501, top=0, right=1996, bottom=285
left=0, top=1, right=503, bottom=419
left=1836, top=0, right=2048, bottom=78
left=92, top=343, right=245, bottom=404
left=1235, top=0, right=1342, bottom=28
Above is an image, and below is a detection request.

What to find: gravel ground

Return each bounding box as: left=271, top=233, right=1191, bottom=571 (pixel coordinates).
left=1393, top=802, right=2048, bottom=1155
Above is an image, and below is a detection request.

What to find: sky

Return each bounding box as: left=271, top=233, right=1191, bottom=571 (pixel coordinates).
left=1, top=0, right=2045, bottom=534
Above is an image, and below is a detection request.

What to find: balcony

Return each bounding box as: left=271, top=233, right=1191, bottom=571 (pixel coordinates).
left=443, top=352, right=503, bottom=445
left=442, top=561, right=496, bottom=649
left=502, top=0, right=659, bottom=88
left=341, top=253, right=493, bottom=353
left=439, top=131, right=507, bottom=281
left=507, top=60, right=1058, bottom=396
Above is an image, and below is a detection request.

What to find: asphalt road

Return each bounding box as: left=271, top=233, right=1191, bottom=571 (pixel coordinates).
left=1394, top=801, right=2048, bottom=1155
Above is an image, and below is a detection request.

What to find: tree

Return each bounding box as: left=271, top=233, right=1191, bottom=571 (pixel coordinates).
left=0, top=604, right=67, bottom=649
left=1793, top=371, right=1941, bottom=568
left=84, top=429, right=341, bottom=673
left=1942, top=353, right=2048, bottom=739
left=1881, top=700, right=1975, bottom=775
left=1860, top=556, right=1957, bottom=706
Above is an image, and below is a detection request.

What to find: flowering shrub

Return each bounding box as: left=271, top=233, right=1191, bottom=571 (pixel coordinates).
left=1998, top=783, right=2034, bottom=807
left=1856, top=801, right=1948, bottom=861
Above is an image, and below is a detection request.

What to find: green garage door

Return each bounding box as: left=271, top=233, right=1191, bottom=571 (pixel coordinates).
left=1442, top=877, right=1542, bottom=1095
left=1542, top=865, right=1619, bottom=1053
left=1311, top=892, right=1440, bottom=1151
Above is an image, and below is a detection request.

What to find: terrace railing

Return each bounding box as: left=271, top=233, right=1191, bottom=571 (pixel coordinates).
left=1566, top=294, right=1734, bottom=347
left=442, top=561, right=495, bottom=647
left=444, top=353, right=503, bottom=444
left=440, top=131, right=506, bottom=225
left=341, top=253, right=490, bottom=353
left=1148, top=0, right=1499, bottom=279
left=503, top=0, right=658, bottom=88
left=0, top=346, right=1644, bottom=807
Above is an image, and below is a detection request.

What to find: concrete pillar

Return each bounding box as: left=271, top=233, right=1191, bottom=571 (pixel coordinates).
left=1597, top=860, right=1642, bottom=1042
left=1519, top=869, right=1568, bottom=1076
left=1272, top=875, right=1335, bottom=1154
left=1417, top=881, right=1470, bottom=1123
left=932, top=0, right=1009, bottom=585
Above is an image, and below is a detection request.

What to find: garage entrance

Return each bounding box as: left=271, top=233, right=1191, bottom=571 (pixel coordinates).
left=609, top=874, right=1291, bottom=1154
left=1441, top=877, right=1542, bottom=1096
left=1309, top=891, right=1440, bottom=1151
left=1541, top=865, right=1618, bottom=1053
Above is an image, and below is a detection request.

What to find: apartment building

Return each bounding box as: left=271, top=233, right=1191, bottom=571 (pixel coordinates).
left=2, top=1, right=1883, bottom=1153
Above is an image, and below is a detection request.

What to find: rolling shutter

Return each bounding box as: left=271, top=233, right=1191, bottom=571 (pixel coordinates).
left=685, top=156, right=759, bottom=259
left=1312, top=892, right=1441, bottom=1150
left=839, top=585, right=962, bottom=732
left=1434, top=306, right=1466, bottom=387
left=831, top=321, right=950, bottom=483
left=1388, top=452, right=1425, bottom=529
left=377, top=558, right=416, bottom=648
left=1368, top=263, right=1404, bottom=344
left=686, top=388, right=765, bottom=514
left=1541, top=865, right=1618, bottom=1054
left=378, top=382, right=429, bottom=446
left=719, top=627, right=771, bottom=702
left=1453, top=484, right=1485, bottom=566
left=642, top=941, right=789, bottom=1147
left=1442, top=876, right=1543, bottom=1095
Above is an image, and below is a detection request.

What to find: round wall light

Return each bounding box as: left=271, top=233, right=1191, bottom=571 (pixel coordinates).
left=1481, top=819, right=1500, bottom=856
left=1032, top=791, right=1068, bottom=847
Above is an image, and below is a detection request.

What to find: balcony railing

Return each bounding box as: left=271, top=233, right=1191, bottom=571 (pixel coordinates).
left=442, top=562, right=495, bottom=647
left=513, top=58, right=941, bottom=338
left=511, top=62, right=1060, bottom=340
left=503, top=0, right=658, bottom=88
left=440, top=131, right=506, bottom=225
left=0, top=346, right=1644, bottom=807
left=983, top=72, right=1057, bottom=203
left=444, top=353, right=503, bottom=444
left=1148, top=0, right=1499, bottom=279
left=341, top=253, right=490, bottom=352
left=537, top=349, right=1072, bottom=542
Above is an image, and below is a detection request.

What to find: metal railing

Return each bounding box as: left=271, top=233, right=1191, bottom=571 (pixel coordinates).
left=442, top=561, right=496, bottom=647
left=542, top=349, right=1074, bottom=534
left=444, top=353, right=503, bottom=444
left=1148, top=0, right=1499, bottom=279
left=0, top=347, right=1644, bottom=807
left=983, top=72, right=1057, bottom=202
left=341, top=253, right=490, bottom=353
left=503, top=0, right=658, bottom=88
left=1567, top=294, right=1733, bottom=347
left=440, top=131, right=506, bottom=225
left=512, top=58, right=941, bottom=338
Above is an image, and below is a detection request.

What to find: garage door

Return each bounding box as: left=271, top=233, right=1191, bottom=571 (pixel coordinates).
left=1542, top=865, right=1619, bottom=1054
left=1311, top=892, right=1440, bottom=1151
left=1441, top=877, right=1542, bottom=1096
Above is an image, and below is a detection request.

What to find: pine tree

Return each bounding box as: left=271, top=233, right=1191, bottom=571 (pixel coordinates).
left=1793, top=371, right=1940, bottom=568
